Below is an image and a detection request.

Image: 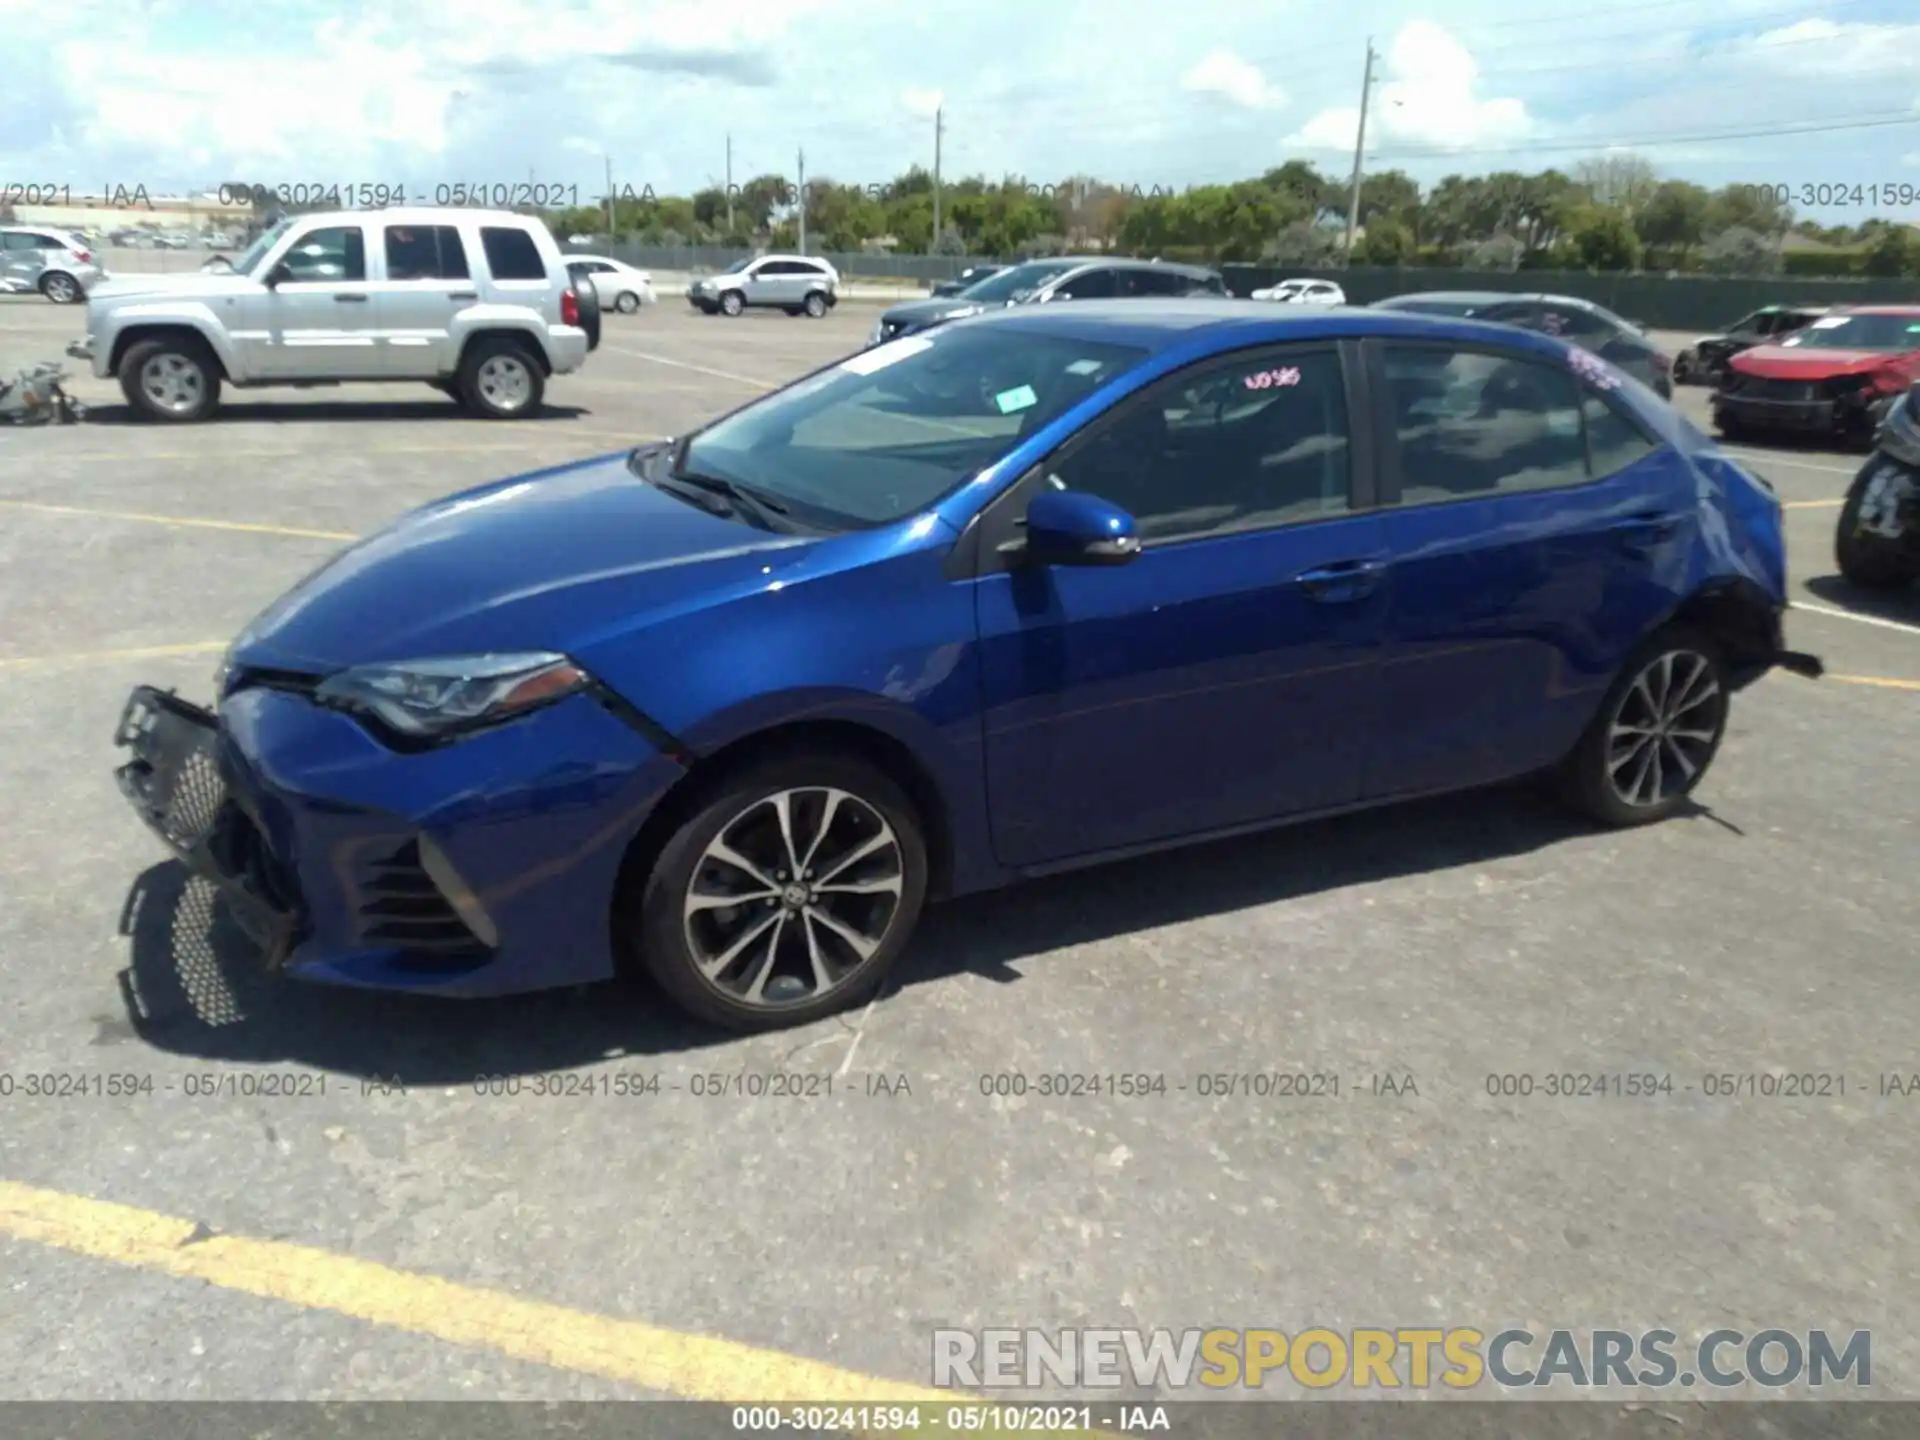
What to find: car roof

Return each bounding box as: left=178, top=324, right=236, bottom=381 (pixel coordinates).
left=967, top=296, right=1577, bottom=352
left=1834, top=304, right=1920, bottom=316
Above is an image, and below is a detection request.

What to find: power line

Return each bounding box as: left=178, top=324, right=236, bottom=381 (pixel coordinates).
left=1366, top=108, right=1920, bottom=162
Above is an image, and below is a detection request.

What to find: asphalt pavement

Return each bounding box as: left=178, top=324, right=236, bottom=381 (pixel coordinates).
left=0, top=292, right=1916, bottom=1419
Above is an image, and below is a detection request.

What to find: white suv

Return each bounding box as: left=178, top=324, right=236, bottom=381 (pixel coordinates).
left=687, top=254, right=839, bottom=317
left=69, top=208, right=598, bottom=422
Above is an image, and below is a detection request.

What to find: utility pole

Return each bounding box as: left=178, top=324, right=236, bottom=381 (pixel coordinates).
left=932, top=107, right=944, bottom=251
left=797, top=148, right=807, bottom=254
left=1343, top=38, right=1376, bottom=265
left=603, top=155, right=615, bottom=243
left=725, top=134, right=734, bottom=236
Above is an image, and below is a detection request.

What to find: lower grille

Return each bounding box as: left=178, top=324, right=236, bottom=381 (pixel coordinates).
left=1737, top=377, right=1817, bottom=402
left=353, top=839, right=486, bottom=956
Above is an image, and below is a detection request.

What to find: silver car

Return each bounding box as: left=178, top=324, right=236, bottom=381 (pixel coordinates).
left=687, top=254, right=839, bottom=317
left=0, top=226, right=106, bottom=304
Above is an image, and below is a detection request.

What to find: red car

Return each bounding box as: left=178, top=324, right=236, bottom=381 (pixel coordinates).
left=1712, top=305, right=1920, bottom=449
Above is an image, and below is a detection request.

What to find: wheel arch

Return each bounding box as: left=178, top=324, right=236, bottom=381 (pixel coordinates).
left=456, top=326, right=552, bottom=376
left=1660, top=576, right=1782, bottom=690
left=608, top=717, right=960, bottom=975
left=109, top=322, right=231, bottom=380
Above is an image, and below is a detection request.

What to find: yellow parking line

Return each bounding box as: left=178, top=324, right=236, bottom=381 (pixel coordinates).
left=1823, top=673, right=1920, bottom=691
left=0, top=499, right=356, bottom=541
left=1783, top=498, right=1842, bottom=510
left=0, top=640, right=228, bottom=671
left=0, top=1179, right=957, bottom=1407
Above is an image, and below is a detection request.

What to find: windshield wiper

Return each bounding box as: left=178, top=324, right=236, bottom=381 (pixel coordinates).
left=659, top=467, right=793, bottom=528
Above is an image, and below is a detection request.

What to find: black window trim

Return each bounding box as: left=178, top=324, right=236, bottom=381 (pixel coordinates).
left=956, top=337, right=1376, bottom=579
left=1363, top=335, right=1666, bottom=509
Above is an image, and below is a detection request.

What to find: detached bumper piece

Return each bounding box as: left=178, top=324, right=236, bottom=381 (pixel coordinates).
left=113, top=685, right=303, bottom=964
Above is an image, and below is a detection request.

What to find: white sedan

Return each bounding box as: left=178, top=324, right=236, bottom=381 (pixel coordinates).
left=564, top=255, right=657, bottom=313
left=1251, top=278, right=1346, bottom=305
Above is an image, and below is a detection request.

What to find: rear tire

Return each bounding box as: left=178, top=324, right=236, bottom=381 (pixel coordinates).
left=719, top=290, right=745, bottom=317
left=1835, top=463, right=1919, bottom=590
left=625, top=752, right=929, bottom=1033
left=803, top=292, right=828, bottom=318
left=1558, top=627, right=1730, bottom=828
left=615, top=290, right=640, bottom=314
left=39, top=271, right=83, bottom=304
left=118, top=336, right=221, bottom=422
left=456, top=338, right=545, bottom=419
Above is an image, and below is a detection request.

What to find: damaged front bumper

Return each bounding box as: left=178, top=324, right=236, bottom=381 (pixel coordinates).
left=113, top=685, right=303, bottom=964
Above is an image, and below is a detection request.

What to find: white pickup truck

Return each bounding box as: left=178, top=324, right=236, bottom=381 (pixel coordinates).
left=69, top=207, right=599, bottom=422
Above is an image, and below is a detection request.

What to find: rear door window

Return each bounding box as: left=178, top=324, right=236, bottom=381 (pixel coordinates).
left=479, top=226, right=546, bottom=281
left=385, top=224, right=469, bottom=281
left=1380, top=344, right=1591, bottom=502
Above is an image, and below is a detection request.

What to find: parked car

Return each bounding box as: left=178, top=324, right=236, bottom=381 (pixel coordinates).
left=565, top=254, right=657, bottom=313
left=687, top=254, right=840, bottom=317
left=1712, top=306, right=1920, bottom=449
left=1375, top=291, right=1674, bottom=399
left=0, top=226, right=107, bottom=304
left=68, top=207, right=599, bottom=422
left=870, top=257, right=1227, bottom=346
left=111, top=299, right=1805, bottom=1033
left=1674, top=305, right=1830, bottom=386
left=1252, top=278, right=1346, bottom=305
left=931, top=264, right=1005, bottom=297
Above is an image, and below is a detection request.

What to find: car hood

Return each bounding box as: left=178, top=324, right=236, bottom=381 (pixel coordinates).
left=880, top=297, right=991, bottom=326
left=228, top=447, right=816, bottom=673
left=1730, top=345, right=1918, bottom=379
left=87, top=272, right=257, bottom=303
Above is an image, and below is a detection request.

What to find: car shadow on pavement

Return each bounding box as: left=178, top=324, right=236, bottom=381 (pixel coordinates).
left=76, top=399, right=594, bottom=426
left=112, top=781, right=1683, bottom=1080
left=1804, top=573, right=1920, bottom=625
left=894, top=782, right=1676, bottom=997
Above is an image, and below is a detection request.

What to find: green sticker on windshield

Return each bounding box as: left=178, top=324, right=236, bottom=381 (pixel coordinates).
left=995, top=384, right=1038, bottom=414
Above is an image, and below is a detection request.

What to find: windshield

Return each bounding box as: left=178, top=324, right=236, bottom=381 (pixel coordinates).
left=231, top=219, right=292, bottom=276
left=1781, top=314, right=1920, bottom=352
left=674, top=325, right=1149, bottom=529
left=959, top=261, right=1077, bottom=303
left=715, top=255, right=753, bottom=275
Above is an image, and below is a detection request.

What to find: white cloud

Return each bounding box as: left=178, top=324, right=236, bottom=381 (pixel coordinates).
left=900, top=88, right=944, bottom=118
left=1286, top=20, right=1528, bottom=155
left=1725, top=19, right=1920, bottom=79
left=1179, top=50, right=1285, bottom=111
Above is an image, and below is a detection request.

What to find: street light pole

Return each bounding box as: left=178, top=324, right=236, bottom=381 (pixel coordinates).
left=1343, top=39, right=1377, bottom=265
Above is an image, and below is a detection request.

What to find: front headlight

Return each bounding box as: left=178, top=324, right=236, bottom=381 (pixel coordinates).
left=314, top=652, right=590, bottom=741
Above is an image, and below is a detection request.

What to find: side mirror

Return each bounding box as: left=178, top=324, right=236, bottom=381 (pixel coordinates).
left=1018, top=487, right=1140, bottom=566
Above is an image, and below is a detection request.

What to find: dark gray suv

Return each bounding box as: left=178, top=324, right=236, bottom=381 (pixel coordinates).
left=869, top=257, right=1227, bottom=347
left=1375, top=291, right=1674, bottom=399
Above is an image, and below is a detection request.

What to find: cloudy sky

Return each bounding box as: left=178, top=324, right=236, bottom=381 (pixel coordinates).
left=4, top=0, right=1919, bottom=221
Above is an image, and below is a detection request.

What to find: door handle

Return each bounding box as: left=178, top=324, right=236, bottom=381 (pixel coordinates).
left=447, top=291, right=477, bottom=300
left=1294, top=558, right=1385, bottom=602
left=333, top=293, right=369, bottom=303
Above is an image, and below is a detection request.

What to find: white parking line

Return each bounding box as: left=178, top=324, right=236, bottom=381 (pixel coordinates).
left=1726, top=450, right=1859, bottom=478
left=597, top=344, right=778, bottom=390
left=1792, top=601, right=1920, bottom=637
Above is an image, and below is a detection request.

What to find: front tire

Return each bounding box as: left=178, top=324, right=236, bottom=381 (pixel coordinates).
left=1835, top=462, right=1919, bottom=590
left=39, top=271, right=83, bottom=304
left=803, top=292, right=828, bottom=318
left=118, top=337, right=221, bottom=422
left=719, top=290, right=745, bottom=317
left=627, top=754, right=929, bottom=1033
left=614, top=290, right=640, bottom=314
left=1559, top=627, right=1730, bottom=827
left=457, top=338, right=545, bottom=419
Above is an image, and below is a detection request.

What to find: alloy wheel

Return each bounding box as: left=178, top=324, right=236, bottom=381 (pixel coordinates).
left=43, top=273, right=80, bottom=303
left=140, top=353, right=206, bottom=414
left=682, top=787, right=906, bottom=1010
left=1604, top=648, right=1724, bottom=809
left=476, top=354, right=532, bottom=412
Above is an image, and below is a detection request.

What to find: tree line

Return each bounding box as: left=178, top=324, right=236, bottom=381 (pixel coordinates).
left=548, top=152, right=1920, bottom=278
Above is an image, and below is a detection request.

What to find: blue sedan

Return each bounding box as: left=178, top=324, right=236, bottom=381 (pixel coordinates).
left=114, top=300, right=1810, bottom=1032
